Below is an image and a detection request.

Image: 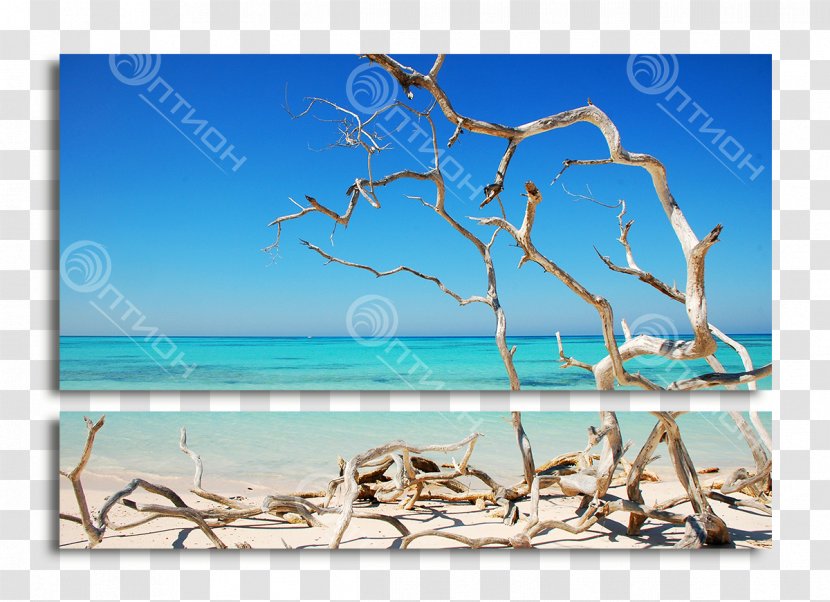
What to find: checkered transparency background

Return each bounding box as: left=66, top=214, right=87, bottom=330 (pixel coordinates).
left=0, top=0, right=826, bottom=600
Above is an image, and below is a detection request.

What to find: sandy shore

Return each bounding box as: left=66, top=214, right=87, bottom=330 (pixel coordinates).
left=59, top=471, right=771, bottom=550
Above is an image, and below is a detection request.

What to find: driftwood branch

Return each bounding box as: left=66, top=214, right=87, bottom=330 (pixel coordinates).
left=594, top=210, right=773, bottom=391
left=329, top=433, right=483, bottom=549
left=270, top=94, right=522, bottom=390
left=402, top=531, right=514, bottom=549
left=299, top=240, right=489, bottom=306
left=59, top=416, right=106, bottom=547
left=61, top=411, right=767, bottom=550
left=666, top=364, right=773, bottom=391
left=268, top=55, right=769, bottom=394
left=555, top=331, right=594, bottom=372
left=511, top=412, right=536, bottom=490
left=179, top=427, right=256, bottom=509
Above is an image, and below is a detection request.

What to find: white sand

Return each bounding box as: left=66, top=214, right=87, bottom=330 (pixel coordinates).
left=59, top=471, right=771, bottom=550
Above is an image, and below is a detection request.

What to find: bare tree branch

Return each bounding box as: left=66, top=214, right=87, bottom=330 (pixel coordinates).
left=329, top=433, right=482, bottom=549
left=60, top=416, right=106, bottom=547
left=555, top=331, right=594, bottom=372
left=299, top=240, right=489, bottom=306
left=666, top=364, right=773, bottom=391
left=269, top=93, right=523, bottom=390
left=268, top=55, right=770, bottom=395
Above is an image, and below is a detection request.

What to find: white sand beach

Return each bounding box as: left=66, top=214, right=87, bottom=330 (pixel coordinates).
left=59, top=470, right=771, bottom=550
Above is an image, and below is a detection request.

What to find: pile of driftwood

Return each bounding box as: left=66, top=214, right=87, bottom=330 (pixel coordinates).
left=60, top=411, right=771, bottom=549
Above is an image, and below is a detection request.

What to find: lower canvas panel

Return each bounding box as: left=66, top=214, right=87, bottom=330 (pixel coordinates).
left=59, top=411, right=772, bottom=550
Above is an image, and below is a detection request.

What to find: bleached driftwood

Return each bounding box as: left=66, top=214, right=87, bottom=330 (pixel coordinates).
left=726, top=412, right=771, bottom=494
left=98, top=478, right=228, bottom=549
left=558, top=412, right=628, bottom=506
left=474, top=182, right=770, bottom=392
left=750, top=411, right=773, bottom=451
left=328, top=432, right=483, bottom=548
left=555, top=331, right=594, bottom=373
left=369, top=55, right=769, bottom=390
left=268, top=100, right=521, bottom=390
left=512, top=412, right=536, bottom=489
left=655, top=488, right=772, bottom=516
left=594, top=200, right=773, bottom=391
left=61, top=412, right=767, bottom=550
left=268, top=55, right=771, bottom=393
left=626, top=413, right=682, bottom=535
left=651, top=412, right=731, bottom=547
left=179, top=427, right=249, bottom=509
left=59, top=416, right=106, bottom=547
left=401, top=531, right=515, bottom=549
left=62, top=418, right=360, bottom=548
left=627, top=413, right=771, bottom=526
left=523, top=411, right=630, bottom=528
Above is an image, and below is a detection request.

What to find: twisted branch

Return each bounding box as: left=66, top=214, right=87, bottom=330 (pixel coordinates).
left=299, top=240, right=489, bottom=306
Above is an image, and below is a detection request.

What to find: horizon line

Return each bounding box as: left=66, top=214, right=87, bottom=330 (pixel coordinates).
left=60, top=332, right=773, bottom=339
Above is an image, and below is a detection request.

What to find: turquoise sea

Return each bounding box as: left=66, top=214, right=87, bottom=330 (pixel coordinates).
left=59, top=412, right=773, bottom=491
left=60, top=334, right=772, bottom=390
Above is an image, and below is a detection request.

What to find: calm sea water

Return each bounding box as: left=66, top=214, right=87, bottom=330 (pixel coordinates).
left=60, top=334, right=772, bottom=390
left=59, top=412, right=772, bottom=491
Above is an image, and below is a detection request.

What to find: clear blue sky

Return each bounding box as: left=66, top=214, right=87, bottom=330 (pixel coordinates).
left=60, top=54, right=771, bottom=336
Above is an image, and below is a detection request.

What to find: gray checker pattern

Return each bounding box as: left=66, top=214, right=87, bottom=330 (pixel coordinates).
left=0, top=0, right=826, bottom=600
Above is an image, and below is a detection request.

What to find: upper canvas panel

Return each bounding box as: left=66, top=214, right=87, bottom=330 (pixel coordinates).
left=58, top=54, right=772, bottom=391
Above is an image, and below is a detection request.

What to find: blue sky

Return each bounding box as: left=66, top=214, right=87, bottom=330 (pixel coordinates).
left=60, top=54, right=771, bottom=336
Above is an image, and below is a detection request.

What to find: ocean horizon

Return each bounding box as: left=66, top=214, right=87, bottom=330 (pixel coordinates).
left=59, top=333, right=773, bottom=391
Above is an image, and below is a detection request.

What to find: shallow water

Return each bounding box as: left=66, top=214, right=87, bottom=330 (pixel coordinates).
left=60, top=334, right=772, bottom=390
left=59, top=412, right=772, bottom=492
